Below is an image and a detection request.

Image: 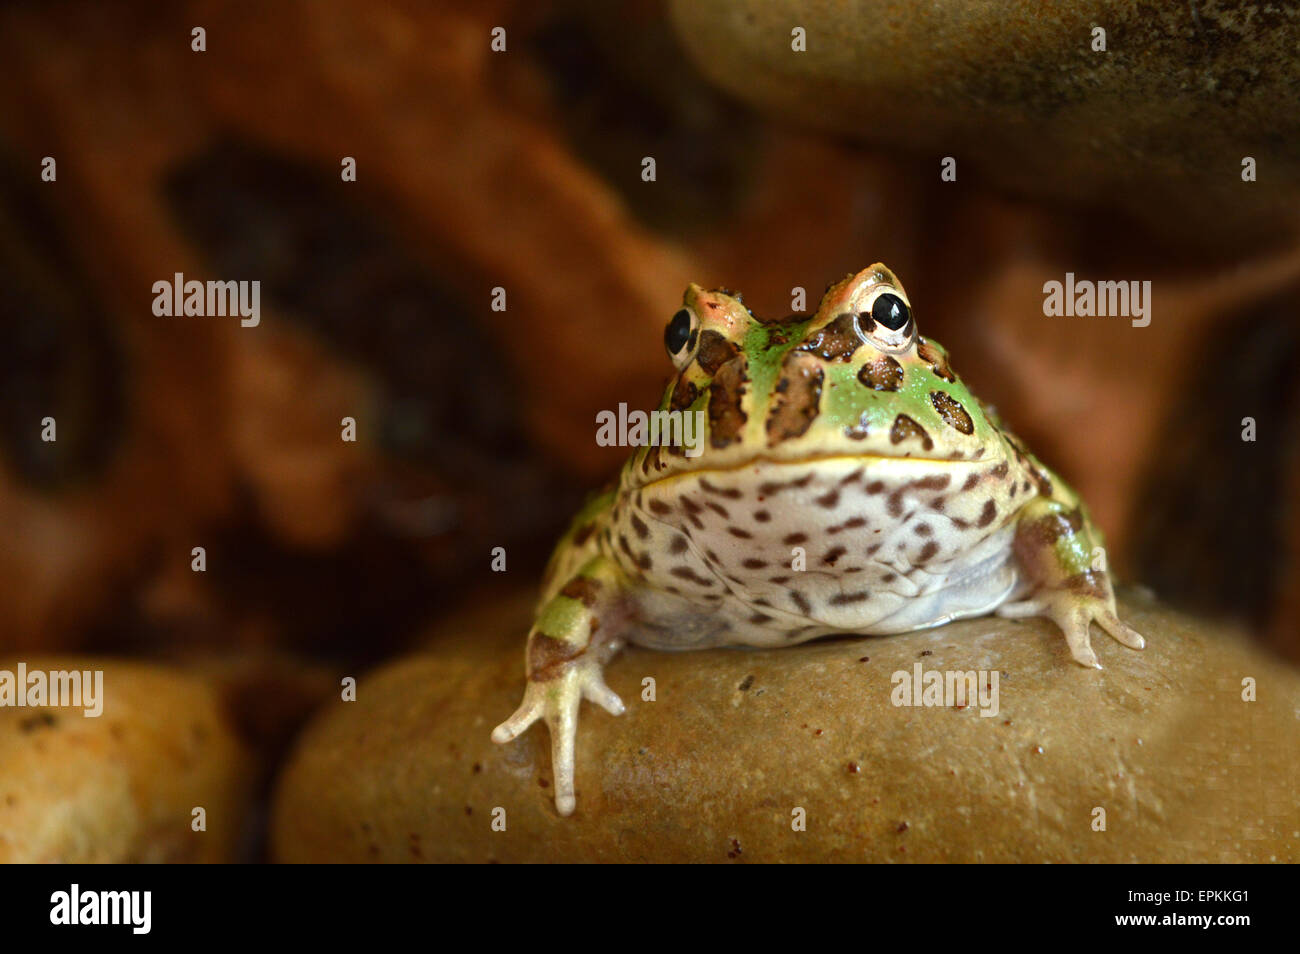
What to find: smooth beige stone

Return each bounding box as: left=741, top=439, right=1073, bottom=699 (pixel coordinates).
left=272, top=589, right=1299, bottom=862
left=0, top=658, right=252, bottom=862
left=668, top=0, right=1300, bottom=250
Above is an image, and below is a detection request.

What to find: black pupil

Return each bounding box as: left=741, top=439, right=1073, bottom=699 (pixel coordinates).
left=871, top=293, right=910, bottom=331
left=665, top=309, right=692, bottom=355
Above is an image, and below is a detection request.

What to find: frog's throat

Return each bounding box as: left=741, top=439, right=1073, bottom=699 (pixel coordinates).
left=631, top=451, right=992, bottom=493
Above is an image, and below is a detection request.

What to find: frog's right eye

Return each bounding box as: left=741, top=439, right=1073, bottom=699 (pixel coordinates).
left=664, top=307, right=699, bottom=370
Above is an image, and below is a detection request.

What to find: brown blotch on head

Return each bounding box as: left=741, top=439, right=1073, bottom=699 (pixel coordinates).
left=630, top=513, right=650, bottom=540
left=858, top=354, right=905, bottom=392
left=647, top=499, right=672, bottom=517
left=930, top=391, right=974, bottom=435
left=917, top=339, right=956, bottom=382
left=669, top=376, right=699, bottom=413
left=766, top=352, right=824, bottom=445
left=843, top=411, right=872, bottom=441
left=890, top=414, right=934, bottom=452
left=708, top=356, right=749, bottom=448
left=915, top=523, right=932, bottom=537
left=696, top=330, right=740, bottom=375
left=669, top=535, right=689, bottom=555
left=748, top=613, right=774, bottom=625
left=798, top=312, right=862, bottom=362
left=917, top=541, right=940, bottom=563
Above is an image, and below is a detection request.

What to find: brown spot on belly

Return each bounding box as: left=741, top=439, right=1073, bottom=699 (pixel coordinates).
left=914, top=523, right=932, bottom=536
left=866, top=480, right=886, bottom=494
left=977, top=499, right=998, bottom=528
left=759, top=473, right=814, bottom=496
left=962, top=473, right=980, bottom=492
left=705, top=501, right=730, bottom=518
left=696, top=330, right=740, bottom=374
left=708, top=356, right=749, bottom=448
left=669, top=535, right=689, bottom=555
left=670, top=566, right=715, bottom=588
left=783, top=531, right=808, bottom=545
left=840, top=468, right=864, bottom=486
left=828, top=516, right=867, bottom=534
left=829, top=590, right=871, bottom=605
left=798, top=312, right=861, bottom=362
left=742, top=557, right=768, bottom=570
left=748, top=613, right=774, bottom=625
left=753, top=510, right=771, bottom=522
left=815, top=488, right=840, bottom=508
left=699, top=477, right=741, bottom=499
left=728, top=526, right=753, bottom=539
left=630, top=514, right=649, bottom=539
left=560, top=578, right=602, bottom=606
left=858, top=354, right=904, bottom=391
left=822, top=545, right=847, bottom=566
left=890, top=414, right=934, bottom=452
left=917, top=339, right=956, bottom=382
left=647, top=499, right=672, bottom=517
left=789, top=590, right=812, bottom=615
left=930, top=391, right=974, bottom=435
left=917, top=541, right=940, bottom=563
left=766, top=352, right=824, bottom=445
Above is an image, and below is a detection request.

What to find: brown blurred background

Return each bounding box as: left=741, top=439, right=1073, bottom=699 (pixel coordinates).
left=1, top=0, right=1298, bottom=856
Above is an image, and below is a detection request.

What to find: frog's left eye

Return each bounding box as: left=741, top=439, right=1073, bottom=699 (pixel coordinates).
left=664, top=307, right=699, bottom=370
left=854, top=290, right=916, bottom=352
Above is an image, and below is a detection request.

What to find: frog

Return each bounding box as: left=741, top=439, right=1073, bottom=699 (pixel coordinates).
left=492, top=264, right=1145, bottom=816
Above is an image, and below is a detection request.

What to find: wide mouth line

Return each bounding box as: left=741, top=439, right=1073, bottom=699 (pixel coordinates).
left=632, top=450, right=989, bottom=489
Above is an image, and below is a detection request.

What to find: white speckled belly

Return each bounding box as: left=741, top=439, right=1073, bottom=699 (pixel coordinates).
left=607, top=455, right=1024, bottom=649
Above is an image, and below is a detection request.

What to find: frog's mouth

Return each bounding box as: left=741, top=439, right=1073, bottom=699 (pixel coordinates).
left=632, top=450, right=989, bottom=493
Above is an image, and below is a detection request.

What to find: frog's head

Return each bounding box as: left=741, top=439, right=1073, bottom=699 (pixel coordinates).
left=627, top=264, right=1000, bottom=488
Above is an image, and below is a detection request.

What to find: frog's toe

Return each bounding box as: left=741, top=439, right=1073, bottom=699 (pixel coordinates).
left=1060, top=613, right=1103, bottom=669
left=581, top=672, right=625, bottom=716
left=491, top=687, right=545, bottom=744
left=1097, top=612, right=1146, bottom=651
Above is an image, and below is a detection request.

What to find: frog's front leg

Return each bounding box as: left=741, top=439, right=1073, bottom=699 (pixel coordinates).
left=998, top=498, right=1145, bottom=668
left=491, top=555, right=629, bottom=815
